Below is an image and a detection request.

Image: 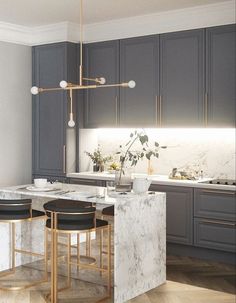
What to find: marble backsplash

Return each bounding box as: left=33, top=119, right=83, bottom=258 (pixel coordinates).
left=79, top=128, right=235, bottom=180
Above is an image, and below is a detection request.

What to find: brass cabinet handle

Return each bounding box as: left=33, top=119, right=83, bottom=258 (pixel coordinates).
left=200, top=219, right=236, bottom=227
left=63, top=145, right=66, bottom=174
left=204, top=92, right=208, bottom=127
left=202, top=190, right=236, bottom=195
left=155, top=95, right=158, bottom=126
left=159, top=95, right=162, bottom=127
left=115, top=96, right=118, bottom=125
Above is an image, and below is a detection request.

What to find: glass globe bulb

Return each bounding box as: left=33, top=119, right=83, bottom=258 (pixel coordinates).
left=68, top=119, right=75, bottom=128
left=128, top=80, right=136, bottom=88
left=68, top=113, right=75, bottom=128
left=31, top=86, right=39, bottom=95
left=99, top=77, right=106, bottom=85
left=60, top=80, right=68, bottom=89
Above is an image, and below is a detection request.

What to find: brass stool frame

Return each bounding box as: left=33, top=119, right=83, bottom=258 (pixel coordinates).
left=0, top=203, right=48, bottom=291
left=46, top=209, right=112, bottom=303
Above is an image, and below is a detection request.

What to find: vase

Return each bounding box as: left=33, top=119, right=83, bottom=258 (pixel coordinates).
left=93, top=164, right=100, bottom=172
left=115, top=168, right=132, bottom=192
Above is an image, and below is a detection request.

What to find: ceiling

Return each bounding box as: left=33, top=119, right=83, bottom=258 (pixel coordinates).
left=0, top=0, right=230, bottom=27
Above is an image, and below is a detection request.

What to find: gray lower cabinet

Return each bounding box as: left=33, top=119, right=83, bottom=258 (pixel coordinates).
left=150, top=184, right=193, bottom=245
left=194, top=188, right=236, bottom=252
left=160, top=29, right=204, bottom=127
left=120, top=36, right=159, bottom=127
left=206, top=24, right=236, bottom=127
left=84, top=41, right=119, bottom=128
left=69, top=178, right=105, bottom=187
left=32, top=42, right=78, bottom=177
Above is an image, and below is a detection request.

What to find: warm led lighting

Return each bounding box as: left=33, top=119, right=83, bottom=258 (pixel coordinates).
left=60, top=80, right=68, bottom=89
left=31, top=86, right=39, bottom=95
left=128, top=80, right=136, bottom=88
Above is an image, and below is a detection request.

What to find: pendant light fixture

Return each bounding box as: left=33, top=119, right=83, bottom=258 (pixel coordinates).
left=31, top=0, right=136, bottom=127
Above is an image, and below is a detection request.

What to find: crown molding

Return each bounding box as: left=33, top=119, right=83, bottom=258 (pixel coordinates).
left=0, top=1, right=235, bottom=46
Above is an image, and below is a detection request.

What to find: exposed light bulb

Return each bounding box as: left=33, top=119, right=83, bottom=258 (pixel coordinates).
left=31, top=86, right=39, bottom=95
left=128, top=80, right=136, bottom=88
left=98, top=77, right=106, bottom=85
left=60, top=80, right=68, bottom=89
left=68, top=113, right=75, bottom=128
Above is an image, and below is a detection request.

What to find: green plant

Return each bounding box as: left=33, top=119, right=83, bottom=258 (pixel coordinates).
left=85, top=145, right=112, bottom=165
left=116, top=130, right=167, bottom=184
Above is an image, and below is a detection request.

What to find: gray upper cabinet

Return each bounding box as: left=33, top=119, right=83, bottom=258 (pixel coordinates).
left=84, top=41, right=119, bottom=128
left=160, top=29, right=204, bottom=127
left=120, top=36, right=159, bottom=127
left=32, top=42, right=78, bottom=177
left=206, top=24, right=236, bottom=127
left=150, top=184, right=193, bottom=245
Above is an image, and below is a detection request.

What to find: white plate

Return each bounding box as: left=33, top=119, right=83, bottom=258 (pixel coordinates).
left=65, top=191, right=93, bottom=198
left=26, top=186, right=57, bottom=192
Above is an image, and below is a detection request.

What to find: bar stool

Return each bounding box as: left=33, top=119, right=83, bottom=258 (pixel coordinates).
left=0, top=199, right=47, bottom=291
left=44, top=199, right=112, bottom=303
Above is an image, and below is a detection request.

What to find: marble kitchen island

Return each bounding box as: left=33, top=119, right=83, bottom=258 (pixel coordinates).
left=0, top=184, right=166, bottom=303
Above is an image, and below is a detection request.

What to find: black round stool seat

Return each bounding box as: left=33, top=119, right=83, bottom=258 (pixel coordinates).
left=102, top=205, right=114, bottom=217
left=44, top=199, right=108, bottom=231
left=44, top=199, right=95, bottom=213
left=0, top=199, right=45, bottom=221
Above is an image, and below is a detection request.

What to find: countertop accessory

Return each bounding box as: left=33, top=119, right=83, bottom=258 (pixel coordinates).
left=34, top=178, right=47, bottom=188
left=26, top=186, right=58, bottom=192
left=30, top=0, right=136, bottom=128
left=133, top=177, right=152, bottom=194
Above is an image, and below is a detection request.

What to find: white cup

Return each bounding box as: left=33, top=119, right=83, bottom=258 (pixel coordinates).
left=34, top=178, right=47, bottom=188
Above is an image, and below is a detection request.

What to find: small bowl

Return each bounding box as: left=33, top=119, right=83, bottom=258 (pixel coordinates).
left=34, top=178, right=47, bottom=188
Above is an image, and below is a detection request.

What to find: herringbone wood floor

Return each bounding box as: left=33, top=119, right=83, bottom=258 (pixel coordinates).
left=0, top=255, right=235, bottom=303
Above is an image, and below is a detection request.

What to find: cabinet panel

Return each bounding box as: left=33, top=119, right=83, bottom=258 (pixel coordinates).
left=150, top=185, right=193, bottom=245
left=194, top=188, right=236, bottom=222
left=206, top=24, right=236, bottom=127
left=120, top=36, right=159, bottom=127
left=69, top=178, right=105, bottom=187
left=32, top=42, right=78, bottom=177
left=160, top=29, right=204, bottom=127
left=194, top=218, right=236, bottom=253
left=84, top=41, right=119, bottom=128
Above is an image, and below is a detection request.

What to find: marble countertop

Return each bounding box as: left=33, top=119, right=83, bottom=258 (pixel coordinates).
left=67, top=172, right=236, bottom=191
left=0, top=183, right=166, bottom=206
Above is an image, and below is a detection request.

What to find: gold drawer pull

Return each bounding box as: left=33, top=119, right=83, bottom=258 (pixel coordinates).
left=200, top=219, right=236, bottom=227
left=202, top=190, right=236, bottom=195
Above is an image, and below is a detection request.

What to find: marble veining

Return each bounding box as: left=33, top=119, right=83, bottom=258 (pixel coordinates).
left=114, top=193, right=166, bottom=303
left=79, top=128, right=235, bottom=180
left=0, top=184, right=166, bottom=303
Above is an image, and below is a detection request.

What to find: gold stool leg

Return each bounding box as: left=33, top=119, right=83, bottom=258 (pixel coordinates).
left=77, top=234, right=80, bottom=272
left=100, top=228, right=103, bottom=276
left=11, top=222, right=16, bottom=271
left=44, top=225, right=48, bottom=281
left=67, top=234, right=71, bottom=288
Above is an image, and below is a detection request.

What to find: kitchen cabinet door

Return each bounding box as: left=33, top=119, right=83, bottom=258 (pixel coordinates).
left=194, top=188, right=236, bottom=222
left=84, top=41, right=119, bottom=128
left=120, top=36, right=159, bottom=127
left=206, top=24, right=236, bottom=127
left=160, top=29, right=204, bottom=127
left=32, top=42, right=78, bottom=177
left=150, top=184, right=193, bottom=245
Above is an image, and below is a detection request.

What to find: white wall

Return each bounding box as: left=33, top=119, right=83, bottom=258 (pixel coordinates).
left=0, top=41, right=32, bottom=186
